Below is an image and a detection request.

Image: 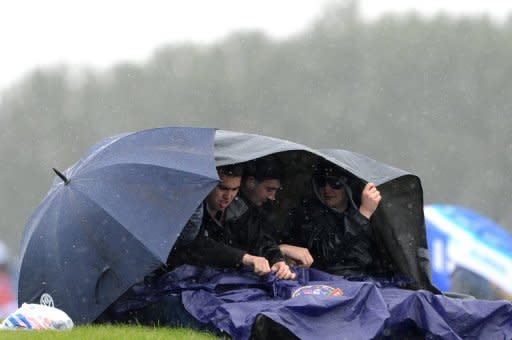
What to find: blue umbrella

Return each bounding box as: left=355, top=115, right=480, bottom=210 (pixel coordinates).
left=18, top=127, right=219, bottom=324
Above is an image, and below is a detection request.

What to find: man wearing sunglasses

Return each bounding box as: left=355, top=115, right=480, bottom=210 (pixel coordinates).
left=285, top=159, right=382, bottom=277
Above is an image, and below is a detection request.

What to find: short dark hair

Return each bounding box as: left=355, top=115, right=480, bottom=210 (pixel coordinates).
left=217, top=163, right=244, bottom=177
left=244, top=156, right=283, bottom=182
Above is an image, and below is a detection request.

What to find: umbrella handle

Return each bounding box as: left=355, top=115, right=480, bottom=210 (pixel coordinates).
left=95, top=266, right=112, bottom=305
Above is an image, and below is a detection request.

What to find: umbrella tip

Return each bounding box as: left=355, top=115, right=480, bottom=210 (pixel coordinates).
left=53, top=168, right=70, bottom=185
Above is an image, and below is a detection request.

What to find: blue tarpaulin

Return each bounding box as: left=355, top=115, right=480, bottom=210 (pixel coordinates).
left=112, top=265, right=512, bottom=339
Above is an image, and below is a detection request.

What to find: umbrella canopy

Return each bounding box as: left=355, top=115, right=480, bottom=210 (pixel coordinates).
left=215, top=130, right=435, bottom=291
left=18, top=127, right=219, bottom=324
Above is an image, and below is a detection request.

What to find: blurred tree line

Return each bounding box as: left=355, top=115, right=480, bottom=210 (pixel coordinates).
left=1, top=2, right=512, bottom=254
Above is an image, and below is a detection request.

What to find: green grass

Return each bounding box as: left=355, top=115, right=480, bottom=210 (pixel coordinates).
left=0, top=324, right=221, bottom=339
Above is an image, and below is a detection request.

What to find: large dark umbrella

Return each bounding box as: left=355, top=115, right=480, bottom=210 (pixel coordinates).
left=18, top=127, right=219, bottom=324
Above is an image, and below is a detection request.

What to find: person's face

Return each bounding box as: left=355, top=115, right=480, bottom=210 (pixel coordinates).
left=249, top=178, right=281, bottom=206
left=319, top=178, right=347, bottom=211
left=207, top=174, right=241, bottom=212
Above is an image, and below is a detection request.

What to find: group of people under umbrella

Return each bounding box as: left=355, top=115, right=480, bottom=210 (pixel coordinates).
left=100, top=154, right=384, bottom=328
left=17, top=128, right=512, bottom=339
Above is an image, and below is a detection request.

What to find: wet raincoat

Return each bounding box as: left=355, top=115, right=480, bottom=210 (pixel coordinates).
left=286, top=196, right=379, bottom=277
left=168, top=193, right=284, bottom=270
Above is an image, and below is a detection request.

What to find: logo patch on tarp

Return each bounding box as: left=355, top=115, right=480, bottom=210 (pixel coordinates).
left=292, top=285, right=344, bottom=298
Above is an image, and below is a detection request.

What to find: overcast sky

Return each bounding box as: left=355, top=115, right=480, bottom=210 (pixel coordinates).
left=0, top=0, right=511, bottom=92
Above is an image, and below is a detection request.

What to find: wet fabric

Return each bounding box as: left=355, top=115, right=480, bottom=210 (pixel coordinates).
left=169, top=193, right=285, bottom=271
left=167, top=204, right=248, bottom=270
left=286, top=196, right=378, bottom=277
left=110, top=265, right=512, bottom=340
left=223, top=193, right=284, bottom=265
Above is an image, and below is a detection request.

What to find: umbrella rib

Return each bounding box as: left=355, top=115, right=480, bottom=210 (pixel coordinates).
left=73, top=161, right=218, bottom=184
left=69, top=133, right=132, bottom=176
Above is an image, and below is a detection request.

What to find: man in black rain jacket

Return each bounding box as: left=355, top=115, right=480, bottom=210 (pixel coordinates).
left=169, top=163, right=295, bottom=280
left=286, top=160, right=382, bottom=277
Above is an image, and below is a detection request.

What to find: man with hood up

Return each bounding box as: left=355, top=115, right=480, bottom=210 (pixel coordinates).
left=285, top=160, right=382, bottom=277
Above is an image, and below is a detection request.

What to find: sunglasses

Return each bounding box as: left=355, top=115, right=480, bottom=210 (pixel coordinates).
left=315, top=176, right=346, bottom=189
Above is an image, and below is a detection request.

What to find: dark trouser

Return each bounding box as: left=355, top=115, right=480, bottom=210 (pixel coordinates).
left=98, top=294, right=216, bottom=333
left=250, top=315, right=298, bottom=340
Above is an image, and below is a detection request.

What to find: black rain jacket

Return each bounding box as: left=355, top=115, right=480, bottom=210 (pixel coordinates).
left=286, top=197, right=378, bottom=277
left=168, top=193, right=284, bottom=270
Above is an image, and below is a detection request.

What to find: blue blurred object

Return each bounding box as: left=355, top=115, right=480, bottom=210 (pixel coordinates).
left=425, top=204, right=512, bottom=297
left=17, top=127, right=219, bottom=324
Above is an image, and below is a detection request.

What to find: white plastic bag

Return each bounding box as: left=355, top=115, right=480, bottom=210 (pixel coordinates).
left=0, top=303, right=73, bottom=331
